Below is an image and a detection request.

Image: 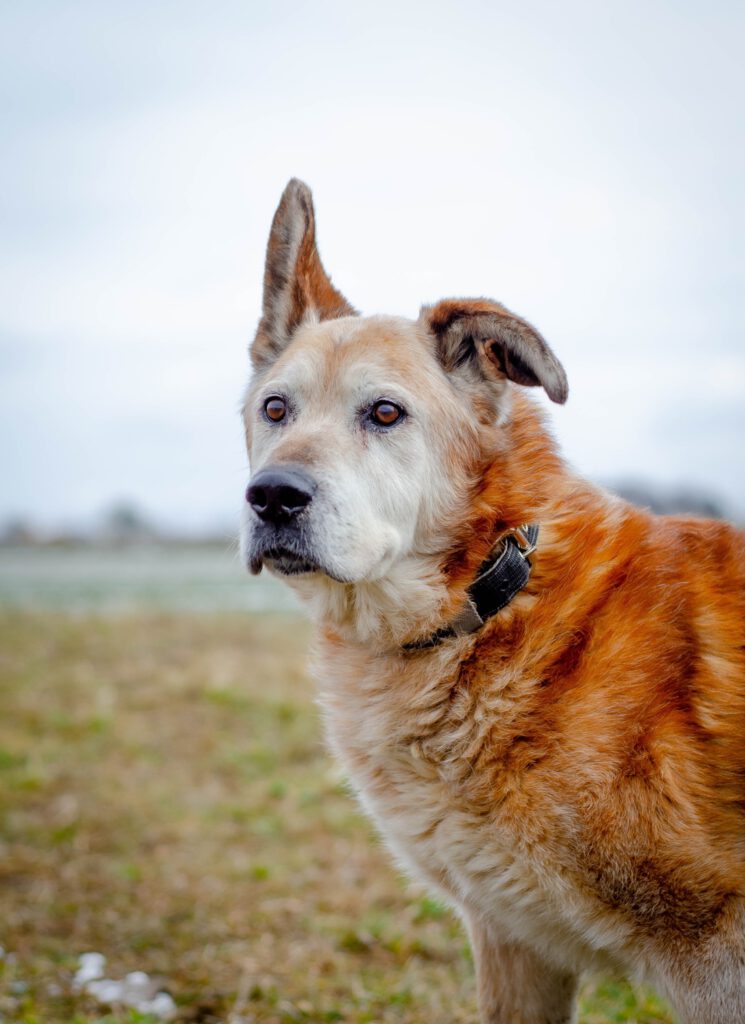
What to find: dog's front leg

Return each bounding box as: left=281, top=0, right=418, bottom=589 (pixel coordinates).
left=466, top=916, right=578, bottom=1024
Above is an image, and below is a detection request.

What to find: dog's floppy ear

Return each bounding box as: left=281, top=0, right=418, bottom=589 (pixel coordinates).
left=419, top=298, right=568, bottom=404
left=251, top=179, right=356, bottom=369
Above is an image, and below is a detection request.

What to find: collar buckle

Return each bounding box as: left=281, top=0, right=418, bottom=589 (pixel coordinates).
left=508, top=524, right=537, bottom=559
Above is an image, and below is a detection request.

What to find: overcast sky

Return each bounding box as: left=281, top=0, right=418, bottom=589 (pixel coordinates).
left=1, top=0, right=744, bottom=531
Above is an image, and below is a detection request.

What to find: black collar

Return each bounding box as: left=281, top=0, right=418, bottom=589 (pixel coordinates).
left=403, top=525, right=539, bottom=651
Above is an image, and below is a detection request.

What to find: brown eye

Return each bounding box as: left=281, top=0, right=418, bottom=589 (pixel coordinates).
left=264, top=397, right=287, bottom=422
left=370, top=400, right=403, bottom=427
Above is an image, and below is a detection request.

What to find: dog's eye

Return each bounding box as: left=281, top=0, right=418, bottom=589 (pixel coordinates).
left=370, top=401, right=404, bottom=427
left=264, top=397, right=287, bottom=423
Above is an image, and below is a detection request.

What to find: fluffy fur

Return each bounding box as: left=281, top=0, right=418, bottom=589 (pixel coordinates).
left=241, top=179, right=745, bottom=1023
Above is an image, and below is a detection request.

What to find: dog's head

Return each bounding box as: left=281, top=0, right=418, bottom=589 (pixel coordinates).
left=241, top=179, right=567, bottom=594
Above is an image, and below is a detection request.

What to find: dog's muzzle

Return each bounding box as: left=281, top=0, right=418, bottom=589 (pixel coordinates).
left=245, top=465, right=321, bottom=576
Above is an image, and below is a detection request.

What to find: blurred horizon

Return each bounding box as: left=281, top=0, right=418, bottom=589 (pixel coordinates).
left=0, top=474, right=736, bottom=549
left=2, top=1, right=744, bottom=531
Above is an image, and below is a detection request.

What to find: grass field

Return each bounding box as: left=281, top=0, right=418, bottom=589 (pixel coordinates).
left=0, top=610, right=677, bottom=1023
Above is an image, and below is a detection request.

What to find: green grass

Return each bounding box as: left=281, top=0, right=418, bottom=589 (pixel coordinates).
left=0, top=611, right=677, bottom=1023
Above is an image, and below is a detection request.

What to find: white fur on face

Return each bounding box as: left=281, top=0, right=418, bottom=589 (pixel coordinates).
left=241, top=316, right=480, bottom=595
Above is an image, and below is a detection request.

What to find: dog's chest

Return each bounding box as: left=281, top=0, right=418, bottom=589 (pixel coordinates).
left=317, top=647, right=605, bottom=967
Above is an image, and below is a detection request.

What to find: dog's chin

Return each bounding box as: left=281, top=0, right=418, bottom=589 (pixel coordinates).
left=249, top=542, right=341, bottom=581
left=265, top=551, right=321, bottom=577
left=249, top=545, right=316, bottom=576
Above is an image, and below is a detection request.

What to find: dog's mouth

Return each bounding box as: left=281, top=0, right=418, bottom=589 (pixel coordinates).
left=262, top=547, right=320, bottom=576
left=248, top=535, right=323, bottom=578
left=249, top=539, right=351, bottom=584
left=247, top=521, right=353, bottom=583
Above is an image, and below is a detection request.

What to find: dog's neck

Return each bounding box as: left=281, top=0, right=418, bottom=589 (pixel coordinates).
left=288, top=396, right=594, bottom=650
left=292, top=553, right=454, bottom=647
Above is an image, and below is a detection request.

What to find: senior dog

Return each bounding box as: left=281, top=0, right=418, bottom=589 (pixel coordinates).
left=240, top=179, right=745, bottom=1023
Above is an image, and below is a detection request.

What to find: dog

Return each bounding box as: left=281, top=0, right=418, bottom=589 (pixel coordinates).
left=240, top=179, right=745, bottom=1023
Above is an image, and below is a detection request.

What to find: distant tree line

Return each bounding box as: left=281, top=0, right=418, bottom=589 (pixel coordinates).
left=0, top=484, right=737, bottom=548
left=607, top=481, right=726, bottom=520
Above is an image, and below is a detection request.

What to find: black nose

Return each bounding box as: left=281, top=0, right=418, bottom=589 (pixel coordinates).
left=246, top=467, right=316, bottom=525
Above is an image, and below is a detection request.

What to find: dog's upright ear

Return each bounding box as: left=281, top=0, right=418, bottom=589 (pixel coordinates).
left=251, top=179, right=356, bottom=370
left=419, top=298, right=568, bottom=404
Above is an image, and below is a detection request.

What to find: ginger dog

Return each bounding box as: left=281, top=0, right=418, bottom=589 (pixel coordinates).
left=240, top=179, right=745, bottom=1023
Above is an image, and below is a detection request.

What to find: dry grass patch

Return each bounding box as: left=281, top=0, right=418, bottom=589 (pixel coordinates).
left=0, top=611, right=675, bottom=1023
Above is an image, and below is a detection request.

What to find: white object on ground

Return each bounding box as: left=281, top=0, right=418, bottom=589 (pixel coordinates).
left=142, top=992, right=178, bottom=1018
left=73, top=953, right=177, bottom=1020
left=73, top=952, right=106, bottom=990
